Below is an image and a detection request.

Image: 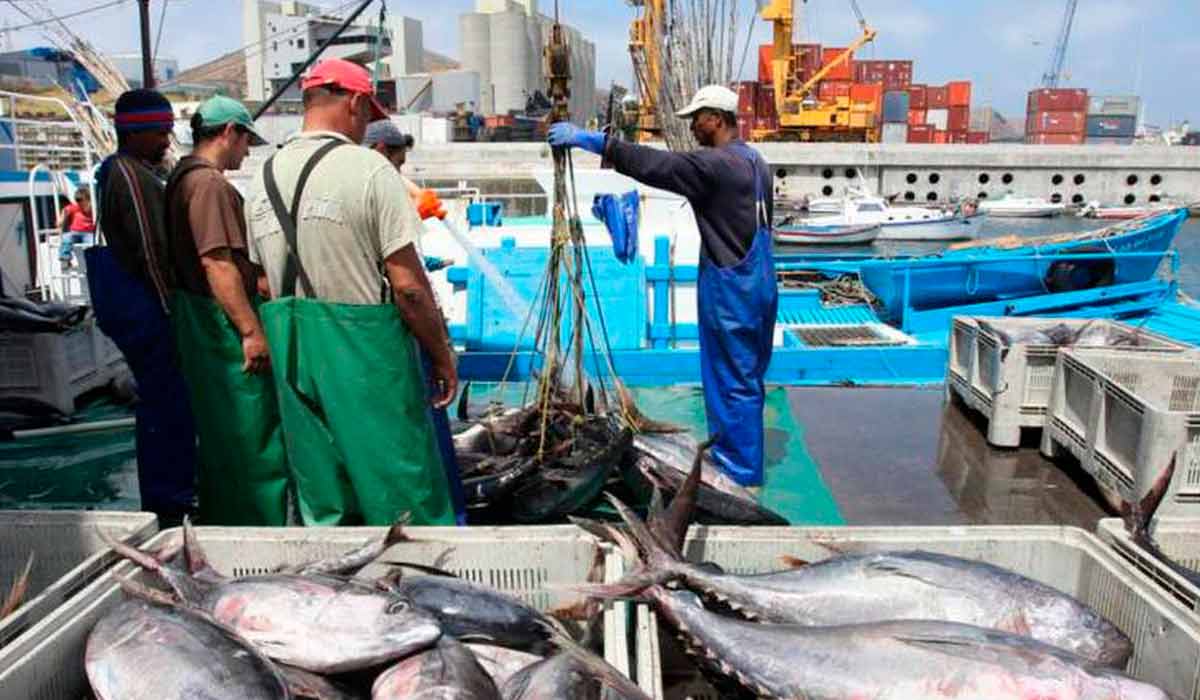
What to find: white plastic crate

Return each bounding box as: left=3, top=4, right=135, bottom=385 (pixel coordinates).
left=629, top=526, right=1200, bottom=700
left=1098, top=517, right=1200, bottom=615
left=0, top=321, right=119, bottom=414
left=947, top=317, right=1190, bottom=447
left=0, top=511, right=157, bottom=653
left=0, top=525, right=630, bottom=700
left=1042, top=350, right=1200, bottom=516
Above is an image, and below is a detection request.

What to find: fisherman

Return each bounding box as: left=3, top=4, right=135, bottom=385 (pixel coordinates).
left=245, top=58, right=457, bottom=526
left=548, top=85, right=778, bottom=488
left=86, top=89, right=197, bottom=526
left=164, top=95, right=289, bottom=526
left=361, top=117, right=467, bottom=525
left=57, top=185, right=94, bottom=271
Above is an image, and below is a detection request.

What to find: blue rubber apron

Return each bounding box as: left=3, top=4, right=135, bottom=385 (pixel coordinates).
left=696, top=142, right=778, bottom=486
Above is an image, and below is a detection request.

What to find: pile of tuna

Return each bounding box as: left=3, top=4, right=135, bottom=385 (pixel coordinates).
left=85, top=522, right=650, bottom=699
left=571, top=445, right=1170, bottom=699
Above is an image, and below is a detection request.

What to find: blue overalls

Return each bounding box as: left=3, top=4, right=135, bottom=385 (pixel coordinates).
left=696, top=142, right=778, bottom=486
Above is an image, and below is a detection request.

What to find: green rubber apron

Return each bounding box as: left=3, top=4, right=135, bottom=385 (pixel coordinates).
left=257, top=138, right=454, bottom=526
left=170, top=291, right=289, bottom=525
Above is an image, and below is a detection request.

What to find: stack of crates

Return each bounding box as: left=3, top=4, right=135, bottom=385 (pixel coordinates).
left=0, top=319, right=123, bottom=415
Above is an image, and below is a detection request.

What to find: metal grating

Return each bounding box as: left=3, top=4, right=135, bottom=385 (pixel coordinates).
left=790, top=325, right=904, bottom=347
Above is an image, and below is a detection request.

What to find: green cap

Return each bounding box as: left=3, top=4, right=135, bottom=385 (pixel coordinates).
left=196, top=95, right=267, bottom=146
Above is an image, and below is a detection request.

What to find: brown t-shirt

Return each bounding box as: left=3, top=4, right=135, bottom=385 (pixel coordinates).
left=167, top=156, right=258, bottom=299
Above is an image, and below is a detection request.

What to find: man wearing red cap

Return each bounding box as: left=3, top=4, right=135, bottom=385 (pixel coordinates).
left=245, top=58, right=457, bottom=527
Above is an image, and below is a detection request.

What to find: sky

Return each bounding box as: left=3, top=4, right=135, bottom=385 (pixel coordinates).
left=2, top=0, right=1196, bottom=127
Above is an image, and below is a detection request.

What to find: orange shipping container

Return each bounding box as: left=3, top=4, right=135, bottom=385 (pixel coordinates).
left=908, top=109, right=926, bottom=126
left=850, top=82, right=883, bottom=105
left=908, top=124, right=934, bottom=143
left=818, top=80, right=853, bottom=101
left=932, top=129, right=948, bottom=144
left=820, top=47, right=854, bottom=81
left=1027, top=111, right=1086, bottom=135
left=926, top=86, right=950, bottom=109
left=1026, top=133, right=1084, bottom=145
left=948, top=106, right=970, bottom=132
left=947, top=81, right=972, bottom=107
left=947, top=131, right=969, bottom=144
left=758, top=45, right=773, bottom=84
left=1027, top=88, right=1088, bottom=113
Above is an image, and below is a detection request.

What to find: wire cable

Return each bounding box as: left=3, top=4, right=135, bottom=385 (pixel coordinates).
left=152, top=0, right=168, bottom=64
left=3, top=0, right=128, bottom=32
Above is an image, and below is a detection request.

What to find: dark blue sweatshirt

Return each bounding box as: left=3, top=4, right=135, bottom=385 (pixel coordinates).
left=604, top=138, right=772, bottom=267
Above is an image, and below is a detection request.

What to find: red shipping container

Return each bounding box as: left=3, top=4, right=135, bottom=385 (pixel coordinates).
left=908, top=84, right=927, bottom=110
left=818, top=80, right=853, bottom=100
left=736, top=81, right=759, bottom=115
left=947, top=131, right=969, bottom=144
left=907, top=109, right=926, bottom=126
left=948, top=106, right=970, bottom=132
left=907, top=125, right=934, bottom=143
left=821, top=47, right=854, bottom=81
left=757, top=86, right=776, bottom=119
left=1027, top=88, right=1088, bottom=113
left=738, top=122, right=753, bottom=141
left=1027, top=110, right=1086, bottom=135
left=926, top=86, right=950, bottom=109
left=850, top=82, right=883, bottom=105
left=947, top=81, right=972, bottom=107
left=795, top=44, right=822, bottom=73
left=932, top=130, right=948, bottom=144
left=753, top=114, right=778, bottom=132
left=966, top=131, right=990, bottom=144
left=854, top=60, right=913, bottom=91
left=758, top=45, right=774, bottom=84
left=1027, top=133, right=1084, bottom=145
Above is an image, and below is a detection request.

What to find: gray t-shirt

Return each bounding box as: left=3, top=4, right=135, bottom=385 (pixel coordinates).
left=245, top=131, right=421, bottom=304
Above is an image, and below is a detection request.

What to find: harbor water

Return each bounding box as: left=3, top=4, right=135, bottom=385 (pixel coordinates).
left=1, top=216, right=1196, bottom=523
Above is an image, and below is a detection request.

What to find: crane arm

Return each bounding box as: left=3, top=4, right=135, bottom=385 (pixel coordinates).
left=794, top=25, right=876, bottom=101
left=1042, top=0, right=1078, bottom=88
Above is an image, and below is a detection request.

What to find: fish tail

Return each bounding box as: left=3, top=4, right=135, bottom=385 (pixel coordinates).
left=1124, top=453, right=1176, bottom=540
left=0, top=552, right=33, bottom=619
left=604, top=493, right=683, bottom=571
left=657, top=435, right=715, bottom=556
left=100, top=528, right=203, bottom=603
left=537, top=620, right=653, bottom=700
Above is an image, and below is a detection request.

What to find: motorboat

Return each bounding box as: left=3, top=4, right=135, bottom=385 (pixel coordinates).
left=1077, top=201, right=1174, bottom=220
left=801, top=195, right=983, bottom=241
left=978, top=194, right=1066, bottom=218
left=774, top=221, right=880, bottom=245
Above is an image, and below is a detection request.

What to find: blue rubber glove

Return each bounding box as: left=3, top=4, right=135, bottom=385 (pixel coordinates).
left=548, top=122, right=606, bottom=155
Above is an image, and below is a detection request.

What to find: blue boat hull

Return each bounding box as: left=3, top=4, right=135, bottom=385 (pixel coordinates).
left=859, top=210, right=1187, bottom=322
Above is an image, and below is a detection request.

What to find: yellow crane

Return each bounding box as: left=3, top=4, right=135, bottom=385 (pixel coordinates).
left=627, top=0, right=665, bottom=141
left=759, top=0, right=879, bottom=141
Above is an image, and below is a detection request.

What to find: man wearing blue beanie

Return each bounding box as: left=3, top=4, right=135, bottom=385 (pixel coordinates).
left=86, top=88, right=197, bottom=527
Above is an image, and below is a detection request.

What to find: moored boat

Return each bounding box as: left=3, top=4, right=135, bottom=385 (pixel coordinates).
left=801, top=196, right=983, bottom=241
left=774, top=222, right=880, bottom=245
left=978, top=194, right=1066, bottom=218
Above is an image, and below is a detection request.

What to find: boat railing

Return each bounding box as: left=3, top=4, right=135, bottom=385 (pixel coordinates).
left=0, top=91, right=106, bottom=174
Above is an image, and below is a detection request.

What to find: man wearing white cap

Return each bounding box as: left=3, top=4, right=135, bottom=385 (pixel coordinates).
left=548, top=85, right=778, bottom=489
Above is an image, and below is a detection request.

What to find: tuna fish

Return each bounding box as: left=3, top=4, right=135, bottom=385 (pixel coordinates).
left=499, top=625, right=650, bottom=700
left=1124, top=456, right=1200, bottom=587
left=86, top=586, right=290, bottom=700
left=288, top=518, right=410, bottom=577
left=372, top=636, right=501, bottom=700
left=593, top=493, right=1133, bottom=668
left=277, top=664, right=358, bottom=700
left=465, top=644, right=545, bottom=689
left=103, top=529, right=443, bottom=673
left=647, top=586, right=1165, bottom=700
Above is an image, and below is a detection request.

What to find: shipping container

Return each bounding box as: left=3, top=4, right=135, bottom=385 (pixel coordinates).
left=947, top=81, right=972, bottom=107
left=1027, top=88, right=1088, bottom=113
left=1026, top=133, right=1084, bottom=145
left=753, top=114, right=778, bottom=132
left=1088, top=95, right=1140, bottom=117
left=948, top=105, right=970, bottom=132
left=907, top=124, right=934, bottom=143
left=818, top=80, right=853, bottom=101
left=850, top=82, right=883, bottom=105
left=908, top=108, right=926, bottom=126
left=758, top=45, right=774, bottom=84
left=927, top=85, right=950, bottom=109
left=881, top=123, right=908, bottom=143
left=738, top=121, right=753, bottom=142
left=908, top=84, right=928, bottom=110
left=1086, top=136, right=1135, bottom=146
left=795, top=43, right=822, bottom=73
left=1086, top=114, right=1136, bottom=138
left=967, top=131, right=990, bottom=144
left=883, top=91, right=910, bottom=123
left=848, top=111, right=876, bottom=129
left=757, top=85, right=776, bottom=119
left=821, top=47, right=854, bottom=81
left=948, top=131, right=969, bottom=144
left=932, top=129, right=948, bottom=144
left=926, top=108, right=949, bottom=130
left=854, top=60, right=913, bottom=91
left=1027, top=110, right=1086, bottom=135
left=736, top=81, right=759, bottom=116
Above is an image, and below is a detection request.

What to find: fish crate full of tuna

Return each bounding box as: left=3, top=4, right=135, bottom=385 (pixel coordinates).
left=0, top=511, right=157, bottom=653
left=589, top=505, right=1200, bottom=699
left=0, top=523, right=644, bottom=700
left=1042, top=349, right=1200, bottom=519
left=947, top=317, right=1189, bottom=448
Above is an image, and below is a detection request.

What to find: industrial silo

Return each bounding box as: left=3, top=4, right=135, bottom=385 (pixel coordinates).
left=489, top=10, right=531, bottom=115
left=459, top=12, right=491, bottom=112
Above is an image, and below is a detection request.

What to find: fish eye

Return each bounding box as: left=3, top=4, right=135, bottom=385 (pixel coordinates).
left=387, top=599, right=411, bottom=614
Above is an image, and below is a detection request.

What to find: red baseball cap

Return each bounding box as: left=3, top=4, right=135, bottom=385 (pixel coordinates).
left=301, top=58, right=388, bottom=120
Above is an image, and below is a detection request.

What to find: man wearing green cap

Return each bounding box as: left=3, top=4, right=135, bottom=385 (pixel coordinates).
left=164, top=95, right=289, bottom=525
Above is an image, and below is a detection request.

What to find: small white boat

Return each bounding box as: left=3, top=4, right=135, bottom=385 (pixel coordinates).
left=774, top=222, right=880, bottom=245
left=801, top=196, right=983, bottom=241
left=1077, top=201, right=1174, bottom=220
left=978, top=194, right=1066, bottom=218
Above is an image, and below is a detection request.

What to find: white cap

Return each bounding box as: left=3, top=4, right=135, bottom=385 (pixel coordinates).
left=675, top=84, right=739, bottom=118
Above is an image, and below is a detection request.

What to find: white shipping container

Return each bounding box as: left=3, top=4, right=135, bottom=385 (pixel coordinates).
left=1088, top=95, right=1141, bottom=117
left=926, top=108, right=949, bottom=130
left=881, top=123, right=908, bottom=143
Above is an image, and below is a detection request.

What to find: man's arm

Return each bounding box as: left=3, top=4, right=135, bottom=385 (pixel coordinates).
left=201, top=249, right=270, bottom=373
left=604, top=139, right=717, bottom=201
left=384, top=244, right=457, bottom=408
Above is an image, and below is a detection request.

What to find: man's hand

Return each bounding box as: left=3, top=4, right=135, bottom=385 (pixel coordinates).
left=242, top=329, right=271, bottom=374
left=548, top=122, right=606, bottom=155
left=417, top=189, right=447, bottom=220
left=428, top=354, right=458, bottom=409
